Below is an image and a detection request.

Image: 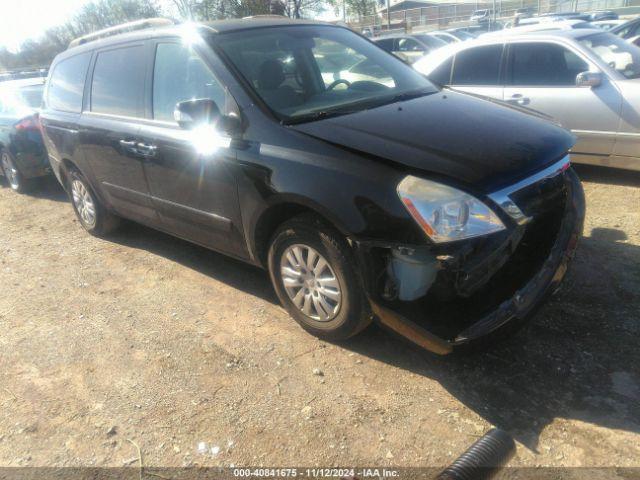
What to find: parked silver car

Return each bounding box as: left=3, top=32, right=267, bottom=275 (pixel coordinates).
left=414, top=29, right=640, bottom=171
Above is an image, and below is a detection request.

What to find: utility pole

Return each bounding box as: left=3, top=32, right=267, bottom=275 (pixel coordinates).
left=343, top=0, right=346, bottom=22
left=492, top=0, right=496, bottom=27
left=387, top=0, right=391, bottom=30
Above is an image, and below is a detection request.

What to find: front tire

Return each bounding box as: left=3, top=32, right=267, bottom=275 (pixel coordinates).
left=68, top=168, right=119, bottom=236
left=1, top=150, right=29, bottom=193
left=268, top=214, right=372, bottom=341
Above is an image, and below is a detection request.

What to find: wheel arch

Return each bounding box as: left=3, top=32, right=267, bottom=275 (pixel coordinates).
left=252, top=198, right=352, bottom=268
left=58, top=158, right=105, bottom=205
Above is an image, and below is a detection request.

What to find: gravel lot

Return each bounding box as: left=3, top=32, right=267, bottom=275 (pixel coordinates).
left=0, top=165, right=639, bottom=471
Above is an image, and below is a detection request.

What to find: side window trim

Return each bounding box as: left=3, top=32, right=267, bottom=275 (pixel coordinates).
left=150, top=38, right=237, bottom=126
left=505, top=39, right=596, bottom=88
left=450, top=43, right=505, bottom=87
left=87, top=41, right=149, bottom=119
left=47, top=51, right=92, bottom=113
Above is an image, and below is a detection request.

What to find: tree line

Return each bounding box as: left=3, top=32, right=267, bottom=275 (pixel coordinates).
left=0, top=0, right=378, bottom=73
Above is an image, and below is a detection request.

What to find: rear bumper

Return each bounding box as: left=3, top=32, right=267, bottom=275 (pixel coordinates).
left=358, top=166, right=585, bottom=354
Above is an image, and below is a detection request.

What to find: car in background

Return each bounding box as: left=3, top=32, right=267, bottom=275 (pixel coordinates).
left=610, top=16, right=640, bottom=41
left=587, top=10, right=618, bottom=21
left=414, top=29, right=640, bottom=171
left=470, top=9, right=492, bottom=23
left=445, top=28, right=477, bottom=40
left=484, top=19, right=593, bottom=37
left=451, top=24, right=497, bottom=35
left=515, top=7, right=535, bottom=19
left=0, top=78, right=50, bottom=193
left=591, top=19, right=626, bottom=30
left=0, top=68, right=48, bottom=83
left=41, top=18, right=584, bottom=353
left=539, top=11, right=591, bottom=21
left=374, top=34, right=447, bottom=63
left=428, top=30, right=464, bottom=44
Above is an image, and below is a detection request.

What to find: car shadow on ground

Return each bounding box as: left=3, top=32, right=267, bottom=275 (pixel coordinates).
left=100, top=165, right=640, bottom=452
left=344, top=225, right=640, bottom=452
left=108, top=221, right=279, bottom=305
left=0, top=175, right=68, bottom=202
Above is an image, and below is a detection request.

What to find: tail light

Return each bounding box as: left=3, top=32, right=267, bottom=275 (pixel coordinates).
left=15, top=115, right=41, bottom=132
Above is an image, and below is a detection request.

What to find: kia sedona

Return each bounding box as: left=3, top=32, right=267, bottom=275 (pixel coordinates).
left=40, top=17, right=585, bottom=354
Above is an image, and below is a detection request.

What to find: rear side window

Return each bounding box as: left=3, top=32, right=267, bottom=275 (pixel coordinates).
left=152, top=43, right=226, bottom=122
left=48, top=53, right=91, bottom=112
left=452, top=45, right=503, bottom=85
left=429, top=57, right=453, bottom=85
left=376, top=39, right=395, bottom=52
left=398, top=38, right=423, bottom=52
left=508, top=43, right=589, bottom=86
left=91, top=45, right=145, bottom=117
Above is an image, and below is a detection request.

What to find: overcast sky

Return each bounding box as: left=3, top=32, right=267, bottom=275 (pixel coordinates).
left=0, top=0, right=90, bottom=51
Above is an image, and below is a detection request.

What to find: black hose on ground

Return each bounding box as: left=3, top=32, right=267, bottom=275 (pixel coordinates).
left=436, top=428, right=516, bottom=480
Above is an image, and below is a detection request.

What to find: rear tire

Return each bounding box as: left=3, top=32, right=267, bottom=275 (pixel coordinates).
left=67, top=168, right=119, bottom=236
left=268, top=214, right=372, bottom=341
left=1, top=149, right=30, bottom=193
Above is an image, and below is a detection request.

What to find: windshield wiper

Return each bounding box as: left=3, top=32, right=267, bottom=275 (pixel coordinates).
left=284, top=108, right=361, bottom=125
left=284, top=89, right=436, bottom=125
left=387, top=89, right=434, bottom=103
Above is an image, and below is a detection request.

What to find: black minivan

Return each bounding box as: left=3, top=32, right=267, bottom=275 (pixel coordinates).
left=41, top=17, right=585, bottom=354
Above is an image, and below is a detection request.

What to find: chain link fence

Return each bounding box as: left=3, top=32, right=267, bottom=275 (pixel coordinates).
left=347, top=0, right=640, bottom=34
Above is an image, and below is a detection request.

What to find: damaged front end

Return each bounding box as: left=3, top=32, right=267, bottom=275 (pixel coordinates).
left=355, top=156, right=585, bottom=354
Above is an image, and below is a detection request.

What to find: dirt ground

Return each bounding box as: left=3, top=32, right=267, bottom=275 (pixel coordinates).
left=0, top=165, right=639, bottom=472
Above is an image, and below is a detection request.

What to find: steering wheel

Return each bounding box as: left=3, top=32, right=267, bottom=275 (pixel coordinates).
left=326, top=79, right=352, bottom=91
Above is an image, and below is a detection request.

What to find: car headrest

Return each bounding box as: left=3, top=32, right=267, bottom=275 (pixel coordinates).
left=257, top=59, right=285, bottom=90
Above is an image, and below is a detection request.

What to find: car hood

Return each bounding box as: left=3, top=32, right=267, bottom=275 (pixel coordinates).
left=291, top=89, right=575, bottom=192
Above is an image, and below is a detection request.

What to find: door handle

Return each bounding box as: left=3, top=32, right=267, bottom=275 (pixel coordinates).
left=135, top=143, right=157, bottom=158
left=119, top=139, right=138, bottom=153
left=508, top=94, right=530, bottom=106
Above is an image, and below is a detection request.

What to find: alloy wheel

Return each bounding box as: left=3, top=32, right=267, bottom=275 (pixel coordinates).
left=280, top=244, right=342, bottom=321
left=1, top=153, right=19, bottom=190
left=71, top=179, right=96, bottom=227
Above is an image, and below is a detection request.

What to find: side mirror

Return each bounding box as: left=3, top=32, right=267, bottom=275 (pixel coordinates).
left=174, top=98, right=220, bottom=129
left=576, top=71, right=602, bottom=88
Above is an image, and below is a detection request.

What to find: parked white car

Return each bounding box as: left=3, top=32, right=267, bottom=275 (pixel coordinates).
left=414, top=29, right=640, bottom=171
left=483, top=19, right=593, bottom=38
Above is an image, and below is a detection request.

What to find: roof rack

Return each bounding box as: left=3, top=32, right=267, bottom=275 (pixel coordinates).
left=241, top=14, right=287, bottom=19
left=68, top=18, right=176, bottom=48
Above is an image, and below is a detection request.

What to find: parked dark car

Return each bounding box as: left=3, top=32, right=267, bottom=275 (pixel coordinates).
left=588, top=10, right=618, bottom=21
left=41, top=18, right=585, bottom=354
left=374, top=34, right=447, bottom=63
left=0, top=78, right=50, bottom=193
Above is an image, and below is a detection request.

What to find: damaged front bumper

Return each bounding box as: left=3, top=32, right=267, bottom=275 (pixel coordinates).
left=356, top=160, right=585, bottom=354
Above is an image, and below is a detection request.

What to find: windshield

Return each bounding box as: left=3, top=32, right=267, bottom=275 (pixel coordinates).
left=0, top=83, right=43, bottom=116
left=213, top=25, right=436, bottom=123
left=579, top=32, right=640, bottom=79
left=448, top=30, right=475, bottom=40
left=17, top=85, right=44, bottom=108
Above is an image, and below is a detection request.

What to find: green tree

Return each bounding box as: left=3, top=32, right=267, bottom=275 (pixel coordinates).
left=343, top=0, right=377, bottom=19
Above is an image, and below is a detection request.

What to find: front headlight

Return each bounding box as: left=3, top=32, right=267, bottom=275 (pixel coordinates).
left=397, top=176, right=505, bottom=243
